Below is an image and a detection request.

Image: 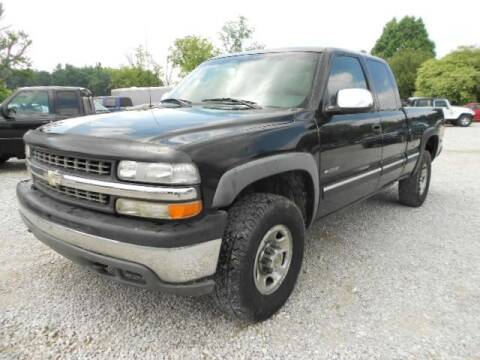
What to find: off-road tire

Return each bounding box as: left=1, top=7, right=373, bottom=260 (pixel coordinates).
left=398, top=151, right=431, bottom=207
left=214, top=193, right=305, bottom=322
left=256, top=172, right=308, bottom=223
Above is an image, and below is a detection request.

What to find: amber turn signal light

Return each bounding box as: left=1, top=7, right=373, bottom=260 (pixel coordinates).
left=168, top=201, right=203, bottom=220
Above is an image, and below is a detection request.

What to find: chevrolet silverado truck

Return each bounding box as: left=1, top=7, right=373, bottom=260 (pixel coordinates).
left=0, top=86, right=96, bottom=163
left=408, top=97, right=475, bottom=127
left=17, top=48, right=444, bottom=322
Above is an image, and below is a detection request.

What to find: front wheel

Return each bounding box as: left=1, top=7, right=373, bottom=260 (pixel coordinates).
left=398, top=151, right=431, bottom=207
left=457, top=115, right=472, bottom=127
left=214, top=193, right=305, bottom=322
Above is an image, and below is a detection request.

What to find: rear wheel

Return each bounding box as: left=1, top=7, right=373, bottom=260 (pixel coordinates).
left=398, top=151, right=431, bottom=207
left=457, top=115, right=472, bottom=127
left=214, top=193, right=305, bottom=322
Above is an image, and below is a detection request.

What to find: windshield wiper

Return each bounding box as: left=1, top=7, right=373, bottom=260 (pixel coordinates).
left=160, top=98, right=192, bottom=107
left=201, top=97, right=262, bottom=109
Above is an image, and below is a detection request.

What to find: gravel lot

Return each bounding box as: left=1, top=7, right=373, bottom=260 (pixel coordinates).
left=1, top=124, right=480, bottom=359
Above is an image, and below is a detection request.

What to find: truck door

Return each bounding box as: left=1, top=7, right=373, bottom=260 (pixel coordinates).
left=0, top=89, right=55, bottom=156
left=365, top=59, right=408, bottom=188
left=433, top=99, right=451, bottom=119
left=318, top=54, right=383, bottom=216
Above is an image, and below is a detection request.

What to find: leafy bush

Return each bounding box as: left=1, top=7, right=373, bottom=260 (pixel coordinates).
left=416, top=47, right=480, bottom=104
left=0, top=85, right=11, bottom=102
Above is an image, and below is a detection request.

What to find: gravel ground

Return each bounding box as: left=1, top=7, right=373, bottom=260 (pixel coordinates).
left=1, top=124, right=480, bottom=359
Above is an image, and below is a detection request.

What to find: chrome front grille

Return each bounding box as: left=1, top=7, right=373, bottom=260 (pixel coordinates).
left=32, top=148, right=112, bottom=176
left=35, top=177, right=110, bottom=204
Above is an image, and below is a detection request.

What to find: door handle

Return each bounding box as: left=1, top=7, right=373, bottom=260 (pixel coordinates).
left=372, top=124, right=382, bottom=133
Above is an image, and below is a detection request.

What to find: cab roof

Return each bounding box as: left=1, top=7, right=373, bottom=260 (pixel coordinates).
left=18, top=86, right=89, bottom=92
left=210, top=47, right=386, bottom=63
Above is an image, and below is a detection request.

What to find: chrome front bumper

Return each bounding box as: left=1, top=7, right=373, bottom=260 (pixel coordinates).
left=19, top=203, right=222, bottom=284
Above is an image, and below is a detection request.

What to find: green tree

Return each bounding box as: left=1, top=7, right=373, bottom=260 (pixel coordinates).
left=0, top=2, right=32, bottom=96
left=168, top=35, right=218, bottom=76
left=6, top=68, right=52, bottom=89
left=388, top=49, right=432, bottom=99
left=51, top=64, right=89, bottom=88
left=86, top=64, right=111, bottom=95
left=50, top=64, right=112, bottom=95
left=219, top=15, right=265, bottom=53
left=372, top=16, right=435, bottom=98
left=372, top=16, right=435, bottom=59
left=0, top=84, right=10, bottom=101
left=415, top=46, right=480, bottom=104
left=127, top=45, right=163, bottom=81
left=6, top=68, right=34, bottom=88
left=109, top=45, right=163, bottom=89
left=108, top=67, right=162, bottom=89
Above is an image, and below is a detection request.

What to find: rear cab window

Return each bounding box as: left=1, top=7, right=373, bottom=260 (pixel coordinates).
left=365, top=60, right=399, bottom=110
left=416, top=99, right=431, bottom=107
left=56, top=91, right=80, bottom=116
left=433, top=100, right=448, bottom=108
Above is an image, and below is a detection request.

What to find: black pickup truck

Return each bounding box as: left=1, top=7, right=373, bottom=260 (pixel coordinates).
left=17, top=48, right=444, bottom=322
left=0, top=86, right=96, bottom=163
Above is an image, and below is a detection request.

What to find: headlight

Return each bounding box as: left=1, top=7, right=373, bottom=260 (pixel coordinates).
left=25, top=145, right=31, bottom=159
left=116, top=198, right=203, bottom=219
left=117, top=161, right=200, bottom=184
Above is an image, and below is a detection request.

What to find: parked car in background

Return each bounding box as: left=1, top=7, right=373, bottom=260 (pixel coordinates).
left=95, top=96, right=133, bottom=112
left=408, top=97, right=475, bottom=127
left=464, top=103, right=480, bottom=122
left=17, top=48, right=444, bottom=321
left=111, top=86, right=172, bottom=106
left=94, top=100, right=110, bottom=114
left=0, top=86, right=96, bottom=163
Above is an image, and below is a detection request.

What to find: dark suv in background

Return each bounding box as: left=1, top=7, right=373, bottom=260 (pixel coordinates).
left=0, top=86, right=96, bottom=163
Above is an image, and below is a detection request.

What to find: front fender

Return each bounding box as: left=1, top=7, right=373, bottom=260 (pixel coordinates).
left=211, top=152, right=320, bottom=224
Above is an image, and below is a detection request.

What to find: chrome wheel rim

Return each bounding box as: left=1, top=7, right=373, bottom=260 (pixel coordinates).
left=461, top=117, right=470, bottom=126
left=418, top=163, right=428, bottom=195
left=253, top=225, right=293, bottom=295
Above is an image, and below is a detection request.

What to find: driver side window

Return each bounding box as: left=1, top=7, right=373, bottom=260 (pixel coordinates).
left=326, top=56, right=368, bottom=106
left=7, top=90, right=50, bottom=117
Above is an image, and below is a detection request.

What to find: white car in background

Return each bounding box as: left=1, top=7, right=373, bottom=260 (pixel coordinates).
left=408, top=97, right=475, bottom=127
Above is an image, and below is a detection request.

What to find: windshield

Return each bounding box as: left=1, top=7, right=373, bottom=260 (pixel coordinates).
left=169, top=52, right=319, bottom=109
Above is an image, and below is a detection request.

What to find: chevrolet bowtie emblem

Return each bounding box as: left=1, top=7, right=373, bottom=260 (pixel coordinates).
left=47, top=170, right=62, bottom=187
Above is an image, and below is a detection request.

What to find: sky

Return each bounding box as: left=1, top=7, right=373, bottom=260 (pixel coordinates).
left=2, top=0, right=479, bottom=72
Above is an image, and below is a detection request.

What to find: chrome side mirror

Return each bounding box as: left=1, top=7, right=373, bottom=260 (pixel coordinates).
left=326, top=88, right=374, bottom=114
left=337, top=88, right=374, bottom=109
left=0, top=104, right=15, bottom=120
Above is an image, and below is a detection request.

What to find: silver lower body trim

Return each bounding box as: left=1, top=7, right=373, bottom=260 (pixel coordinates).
left=407, top=152, right=419, bottom=160
left=323, top=167, right=381, bottom=192
left=323, top=152, right=420, bottom=193
left=19, top=204, right=221, bottom=283
left=382, top=158, right=405, bottom=171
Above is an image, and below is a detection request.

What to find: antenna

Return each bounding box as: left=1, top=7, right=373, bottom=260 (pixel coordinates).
left=144, top=29, right=153, bottom=109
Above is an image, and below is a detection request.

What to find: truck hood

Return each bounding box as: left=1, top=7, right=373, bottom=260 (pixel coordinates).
left=39, top=106, right=297, bottom=148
